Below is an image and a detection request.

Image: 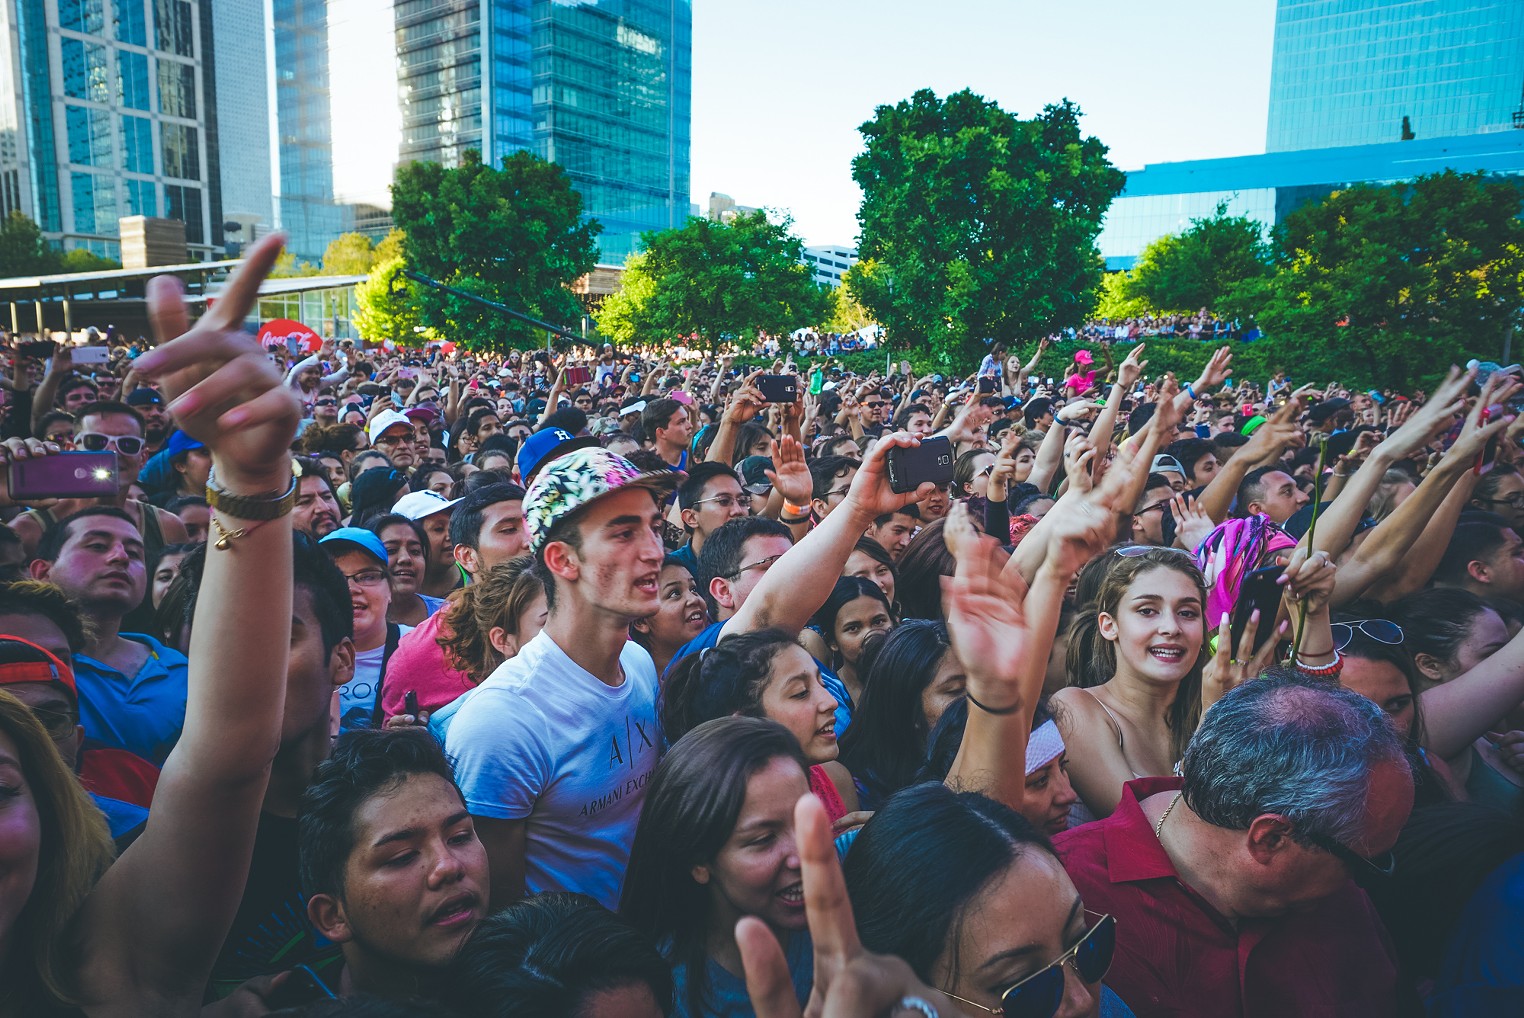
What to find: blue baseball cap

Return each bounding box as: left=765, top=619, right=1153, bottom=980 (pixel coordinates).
left=162, top=429, right=205, bottom=460
left=516, top=426, right=599, bottom=484
left=319, top=526, right=388, bottom=566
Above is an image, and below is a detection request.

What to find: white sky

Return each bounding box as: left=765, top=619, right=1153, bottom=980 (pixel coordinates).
left=691, top=0, right=1278, bottom=246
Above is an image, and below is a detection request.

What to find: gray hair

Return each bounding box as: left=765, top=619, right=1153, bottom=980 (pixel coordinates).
left=1182, top=671, right=1407, bottom=847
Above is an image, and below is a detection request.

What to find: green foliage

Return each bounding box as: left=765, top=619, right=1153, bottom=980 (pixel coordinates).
left=1223, top=171, right=1524, bottom=390
left=57, top=247, right=119, bottom=272
left=0, top=212, right=59, bottom=276
left=1093, top=270, right=1151, bottom=320
left=321, top=232, right=377, bottom=275
left=353, top=257, right=430, bottom=345
left=825, top=269, right=877, bottom=335
left=596, top=211, right=831, bottom=354
left=373, top=228, right=405, bottom=264
left=390, top=149, right=599, bottom=350
left=270, top=250, right=322, bottom=278
left=1126, top=201, right=1270, bottom=312
left=852, top=89, right=1124, bottom=371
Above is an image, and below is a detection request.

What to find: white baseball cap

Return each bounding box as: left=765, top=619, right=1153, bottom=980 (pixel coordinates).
left=367, top=409, right=414, bottom=446
left=392, top=489, right=462, bottom=521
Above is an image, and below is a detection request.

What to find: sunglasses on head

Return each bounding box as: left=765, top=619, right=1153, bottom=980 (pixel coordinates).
left=947, top=912, right=1116, bottom=1018
left=1330, top=619, right=1403, bottom=652
left=77, top=433, right=144, bottom=455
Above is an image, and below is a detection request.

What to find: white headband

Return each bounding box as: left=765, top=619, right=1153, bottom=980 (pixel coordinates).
left=1026, top=719, right=1065, bottom=775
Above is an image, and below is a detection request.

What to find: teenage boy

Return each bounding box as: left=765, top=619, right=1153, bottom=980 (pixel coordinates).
left=865, top=505, right=920, bottom=561
left=298, top=728, right=490, bottom=1001
left=642, top=397, right=692, bottom=469
left=434, top=448, right=680, bottom=910
left=672, top=462, right=752, bottom=573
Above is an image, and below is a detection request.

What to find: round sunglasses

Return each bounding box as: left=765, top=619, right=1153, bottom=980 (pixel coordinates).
left=945, top=912, right=1116, bottom=1018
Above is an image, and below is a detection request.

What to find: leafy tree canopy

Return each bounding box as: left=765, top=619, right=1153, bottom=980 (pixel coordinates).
left=353, top=256, right=431, bottom=345
left=390, top=149, right=599, bottom=350
left=595, top=211, right=830, bottom=353
left=321, top=232, right=377, bottom=275
left=0, top=212, right=119, bottom=277
left=1126, top=200, right=1270, bottom=312
left=851, top=89, right=1124, bottom=369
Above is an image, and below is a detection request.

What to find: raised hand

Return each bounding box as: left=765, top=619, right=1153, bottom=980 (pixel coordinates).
left=727, top=371, right=766, bottom=425
left=1203, top=609, right=1286, bottom=711
left=1170, top=492, right=1215, bottom=554
left=1117, top=343, right=1148, bottom=390
left=1193, top=346, right=1233, bottom=391
left=136, top=232, right=301, bottom=492
left=844, top=432, right=937, bottom=519
left=766, top=436, right=813, bottom=506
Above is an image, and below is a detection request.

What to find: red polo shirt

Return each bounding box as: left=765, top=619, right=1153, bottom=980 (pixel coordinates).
left=1053, top=777, right=1402, bottom=1018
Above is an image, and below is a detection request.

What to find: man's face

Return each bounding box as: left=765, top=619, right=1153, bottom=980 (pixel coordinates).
left=0, top=615, right=81, bottom=769
left=294, top=477, right=341, bottom=538
left=867, top=512, right=916, bottom=561
left=813, top=466, right=858, bottom=520
left=714, top=534, right=794, bottom=615
left=1251, top=470, right=1308, bottom=524
left=1480, top=472, right=1524, bottom=531
left=62, top=383, right=97, bottom=413
left=861, top=394, right=887, bottom=424
left=473, top=415, right=502, bottom=444
left=552, top=487, right=667, bottom=619
left=314, top=773, right=489, bottom=970
left=1213, top=413, right=1237, bottom=435
left=1131, top=484, right=1175, bottom=546
left=32, top=515, right=146, bottom=612
left=458, top=500, right=526, bottom=578
left=904, top=411, right=932, bottom=437
left=43, top=419, right=75, bottom=449
left=1477, top=527, right=1524, bottom=600
left=685, top=475, right=750, bottom=541
left=1189, top=453, right=1220, bottom=488
left=658, top=407, right=693, bottom=449
left=283, top=586, right=353, bottom=743
left=137, top=402, right=169, bottom=441
left=78, top=412, right=146, bottom=490
left=374, top=425, right=417, bottom=469
left=312, top=396, right=339, bottom=425
left=574, top=393, right=593, bottom=412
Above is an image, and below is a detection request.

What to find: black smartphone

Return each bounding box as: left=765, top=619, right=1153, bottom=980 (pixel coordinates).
left=9, top=453, right=118, bottom=499
left=1229, top=565, right=1285, bottom=656
left=885, top=436, right=954, bottom=494
left=404, top=690, right=420, bottom=717
left=17, top=340, right=56, bottom=360
left=756, top=374, right=798, bottom=403
left=977, top=376, right=997, bottom=394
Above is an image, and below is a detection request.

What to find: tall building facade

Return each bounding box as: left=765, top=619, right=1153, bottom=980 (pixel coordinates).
left=1267, top=0, right=1524, bottom=151
left=398, top=0, right=692, bottom=263
left=211, top=0, right=271, bottom=243
left=0, top=0, right=223, bottom=259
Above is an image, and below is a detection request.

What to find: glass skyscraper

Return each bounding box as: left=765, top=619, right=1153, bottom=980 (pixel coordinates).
left=398, top=0, right=691, bottom=263
left=1267, top=0, right=1524, bottom=151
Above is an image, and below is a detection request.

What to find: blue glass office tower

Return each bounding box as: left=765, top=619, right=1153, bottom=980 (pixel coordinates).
left=1267, top=0, right=1524, bottom=152
left=398, top=0, right=691, bottom=263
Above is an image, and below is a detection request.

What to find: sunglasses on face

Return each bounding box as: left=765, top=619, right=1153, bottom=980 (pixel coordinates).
left=77, top=433, right=144, bottom=455
left=1330, top=619, right=1403, bottom=652
left=1302, top=828, right=1396, bottom=886
left=947, top=912, right=1116, bottom=1018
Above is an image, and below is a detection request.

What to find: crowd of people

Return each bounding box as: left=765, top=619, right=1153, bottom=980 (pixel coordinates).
left=0, top=232, right=1521, bottom=1017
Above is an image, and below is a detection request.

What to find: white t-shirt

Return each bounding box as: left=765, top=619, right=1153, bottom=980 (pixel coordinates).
left=340, top=625, right=412, bottom=730
left=436, top=631, right=660, bottom=910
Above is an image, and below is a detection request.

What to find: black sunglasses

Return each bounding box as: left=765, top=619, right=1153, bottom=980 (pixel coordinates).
left=946, top=912, right=1115, bottom=1018
left=1303, top=829, right=1396, bottom=886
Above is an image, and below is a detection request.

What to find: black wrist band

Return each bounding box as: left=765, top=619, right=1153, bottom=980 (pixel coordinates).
left=966, top=691, right=1022, bottom=716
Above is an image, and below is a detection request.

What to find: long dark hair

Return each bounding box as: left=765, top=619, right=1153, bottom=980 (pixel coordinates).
left=845, top=783, right=1053, bottom=979
left=896, top=519, right=953, bottom=620
left=838, top=620, right=952, bottom=807
left=811, top=576, right=892, bottom=662
left=660, top=629, right=800, bottom=744
left=620, top=717, right=808, bottom=1017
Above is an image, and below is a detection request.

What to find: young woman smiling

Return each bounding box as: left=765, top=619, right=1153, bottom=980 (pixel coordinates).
left=630, top=555, right=709, bottom=678
left=370, top=514, right=445, bottom=628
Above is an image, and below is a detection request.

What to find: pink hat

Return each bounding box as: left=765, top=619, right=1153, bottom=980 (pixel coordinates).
left=1074, top=349, right=1094, bottom=367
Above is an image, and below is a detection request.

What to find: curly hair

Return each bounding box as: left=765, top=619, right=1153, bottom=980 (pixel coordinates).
left=438, top=557, right=545, bottom=681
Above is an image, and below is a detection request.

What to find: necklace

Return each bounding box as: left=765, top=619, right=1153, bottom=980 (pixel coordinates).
left=1155, top=792, right=1182, bottom=839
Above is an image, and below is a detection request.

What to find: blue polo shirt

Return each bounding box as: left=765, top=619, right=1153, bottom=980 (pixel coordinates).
left=73, top=633, right=189, bottom=766
left=667, top=621, right=853, bottom=736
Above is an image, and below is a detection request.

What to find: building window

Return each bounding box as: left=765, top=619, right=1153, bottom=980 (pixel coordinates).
left=61, top=38, right=110, bottom=102
left=114, top=0, right=147, bottom=46
left=157, top=59, right=196, bottom=118
left=65, top=105, right=113, bottom=167
left=160, top=122, right=198, bottom=179
left=60, top=0, right=106, bottom=34
left=120, top=114, right=153, bottom=173
left=164, top=182, right=203, bottom=243
left=118, top=50, right=150, bottom=110
left=70, top=172, right=117, bottom=234
left=125, top=178, right=156, bottom=217
left=153, top=0, right=193, bottom=57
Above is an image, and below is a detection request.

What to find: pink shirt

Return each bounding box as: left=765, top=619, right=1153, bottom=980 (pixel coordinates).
left=380, top=609, right=476, bottom=717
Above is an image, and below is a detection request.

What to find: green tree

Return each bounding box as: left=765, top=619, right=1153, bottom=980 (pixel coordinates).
left=373, top=228, right=405, bottom=264
left=321, top=232, right=377, bottom=275
left=852, top=89, right=1124, bottom=369
left=1127, top=201, right=1269, bottom=312
left=353, top=256, right=430, bottom=345
left=58, top=248, right=120, bottom=272
left=593, top=251, right=659, bottom=348
left=1224, top=171, right=1524, bottom=389
left=600, top=211, right=830, bottom=354
left=0, top=211, right=59, bottom=276
left=826, top=267, right=876, bottom=334
left=1093, top=269, right=1150, bottom=320
left=390, top=149, right=599, bottom=349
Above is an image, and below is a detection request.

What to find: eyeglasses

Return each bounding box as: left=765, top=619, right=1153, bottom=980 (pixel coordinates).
left=945, top=912, right=1116, bottom=1018
left=727, top=553, right=785, bottom=579
left=373, top=431, right=411, bottom=445
left=342, top=569, right=389, bottom=587
left=1132, top=501, right=1169, bottom=517
left=1302, top=829, right=1396, bottom=886
left=824, top=487, right=852, bottom=501
left=1479, top=493, right=1524, bottom=510
left=694, top=493, right=753, bottom=510
left=1331, top=619, right=1403, bottom=652
left=28, top=705, right=78, bottom=742
left=77, top=433, right=144, bottom=455
left=1116, top=544, right=1193, bottom=558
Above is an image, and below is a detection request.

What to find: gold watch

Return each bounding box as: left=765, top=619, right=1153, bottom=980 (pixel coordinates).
left=205, top=462, right=298, bottom=521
